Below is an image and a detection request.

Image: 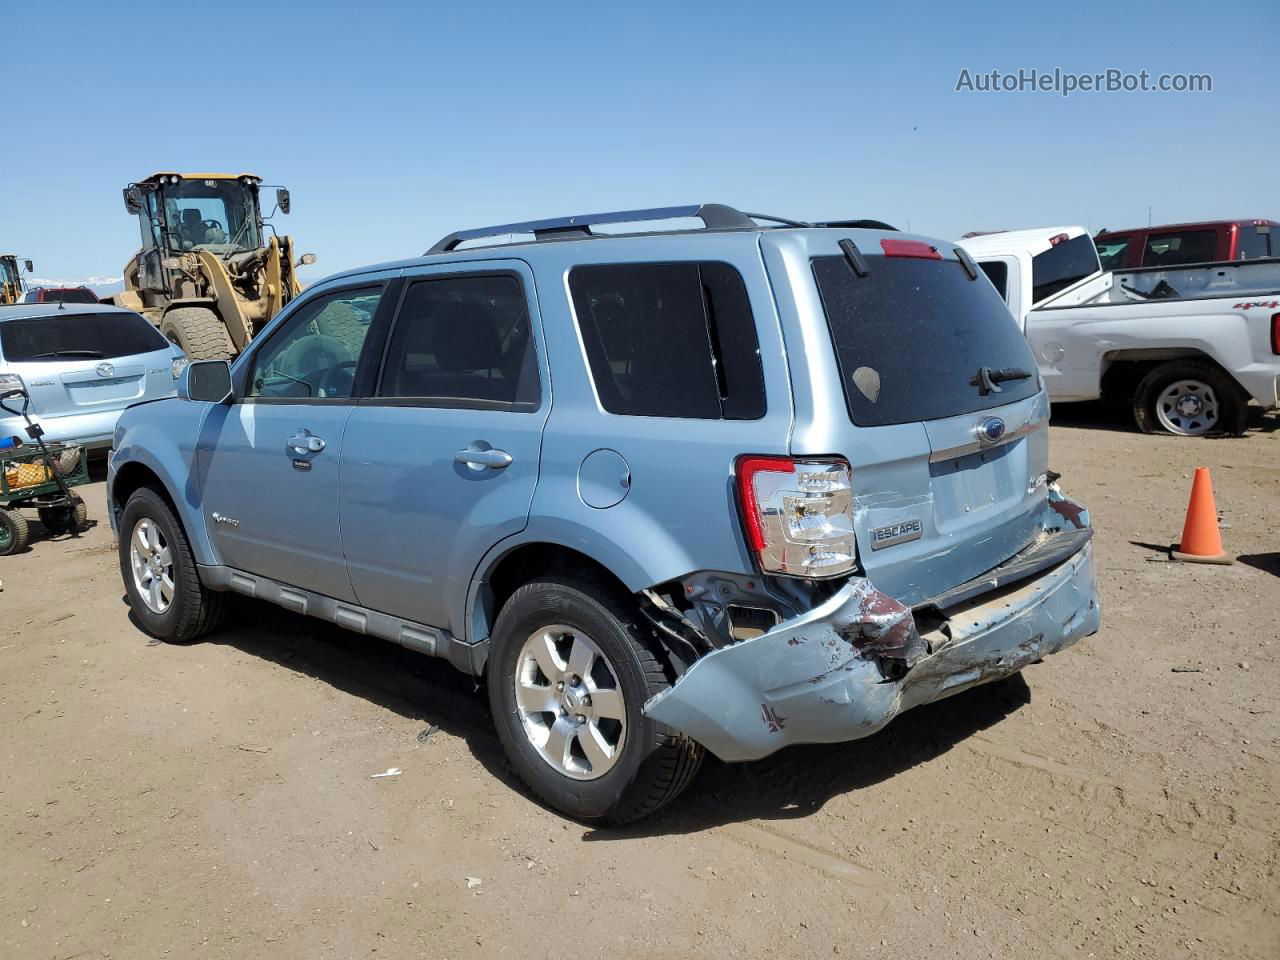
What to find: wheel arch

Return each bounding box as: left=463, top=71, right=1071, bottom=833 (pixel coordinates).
left=1100, top=347, right=1245, bottom=405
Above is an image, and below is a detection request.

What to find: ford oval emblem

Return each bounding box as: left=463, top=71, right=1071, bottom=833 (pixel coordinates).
left=96, top=362, right=115, bottom=379
left=980, top=417, right=1006, bottom=443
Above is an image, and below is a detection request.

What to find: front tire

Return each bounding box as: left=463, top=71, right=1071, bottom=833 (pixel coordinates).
left=487, top=575, right=703, bottom=824
left=118, top=487, right=227, bottom=642
left=1133, top=360, right=1248, bottom=436
left=39, top=495, right=86, bottom=534
left=160, top=306, right=234, bottom=361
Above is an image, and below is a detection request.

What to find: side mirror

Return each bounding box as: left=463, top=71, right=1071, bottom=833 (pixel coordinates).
left=276, top=188, right=291, bottom=214
left=23, top=259, right=33, bottom=273
left=123, top=186, right=144, bottom=215
left=179, top=360, right=233, bottom=404
left=298, top=253, right=317, bottom=266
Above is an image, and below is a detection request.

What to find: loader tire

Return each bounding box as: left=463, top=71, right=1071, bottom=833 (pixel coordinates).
left=160, top=307, right=235, bottom=361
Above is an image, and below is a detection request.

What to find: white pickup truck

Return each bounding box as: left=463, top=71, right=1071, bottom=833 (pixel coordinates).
left=958, top=226, right=1280, bottom=436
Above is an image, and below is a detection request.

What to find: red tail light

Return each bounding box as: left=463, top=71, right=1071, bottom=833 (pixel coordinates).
left=880, top=238, right=942, bottom=260
left=735, top=455, right=857, bottom=579
left=1272, top=312, right=1280, bottom=355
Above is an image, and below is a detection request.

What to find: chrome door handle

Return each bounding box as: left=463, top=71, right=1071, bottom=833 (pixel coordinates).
left=288, top=434, right=326, bottom=454
left=455, top=447, right=513, bottom=470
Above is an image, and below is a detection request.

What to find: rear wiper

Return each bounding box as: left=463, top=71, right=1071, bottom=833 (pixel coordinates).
left=30, top=349, right=105, bottom=359
left=970, top=366, right=1032, bottom=396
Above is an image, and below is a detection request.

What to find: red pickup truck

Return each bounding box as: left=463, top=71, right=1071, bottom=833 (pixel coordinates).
left=1094, top=219, right=1278, bottom=270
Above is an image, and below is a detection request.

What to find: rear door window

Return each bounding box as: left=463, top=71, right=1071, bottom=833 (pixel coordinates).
left=978, top=260, right=1008, bottom=299
left=377, top=273, right=540, bottom=409
left=811, top=254, right=1040, bottom=428
left=1031, top=234, right=1100, bottom=302
left=1142, top=230, right=1217, bottom=266
left=0, top=311, right=168, bottom=362
left=568, top=261, right=765, bottom=419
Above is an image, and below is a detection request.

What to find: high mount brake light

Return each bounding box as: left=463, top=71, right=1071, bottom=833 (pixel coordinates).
left=735, top=456, right=857, bottom=579
left=879, top=238, right=942, bottom=260
left=1049, top=233, right=1069, bottom=246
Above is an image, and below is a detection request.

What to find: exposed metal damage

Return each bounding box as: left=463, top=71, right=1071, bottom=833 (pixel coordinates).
left=643, top=491, right=1101, bottom=762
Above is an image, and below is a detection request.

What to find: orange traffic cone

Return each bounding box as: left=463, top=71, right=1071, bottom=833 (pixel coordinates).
left=1171, top=467, right=1233, bottom=564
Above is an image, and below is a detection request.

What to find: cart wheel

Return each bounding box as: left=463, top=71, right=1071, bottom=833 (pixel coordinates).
left=0, top=507, right=30, bottom=556
left=39, top=496, right=87, bottom=535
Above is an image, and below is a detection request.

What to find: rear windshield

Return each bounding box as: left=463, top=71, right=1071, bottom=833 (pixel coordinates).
left=1031, top=234, right=1100, bottom=302
left=0, top=311, right=169, bottom=363
left=1094, top=236, right=1132, bottom=270
left=811, top=254, right=1040, bottom=427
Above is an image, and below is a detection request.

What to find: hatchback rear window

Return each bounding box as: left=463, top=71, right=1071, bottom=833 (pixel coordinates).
left=1031, top=234, right=1100, bottom=302
left=0, top=311, right=169, bottom=363
left=569, top=261, right=765, bottom=419
left=811, top=254, right=1040, bottom=428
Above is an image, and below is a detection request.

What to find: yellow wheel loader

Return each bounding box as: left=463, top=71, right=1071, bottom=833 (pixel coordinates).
left=0, top=254, right=33, bottom=305
left=111, top=173, right=315, bottom=360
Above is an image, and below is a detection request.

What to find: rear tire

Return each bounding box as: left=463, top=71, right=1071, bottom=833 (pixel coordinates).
left=160, top=306, right=234, bottom=361
left=487, top=575, right=703, bottom=824
left=119, top=487, right=228, bottom=642
left=39, top=495, right=86, bottom=534
left=0, top=508, right=30, bottom=556
left=1133, top=360, right=1248, bottom=436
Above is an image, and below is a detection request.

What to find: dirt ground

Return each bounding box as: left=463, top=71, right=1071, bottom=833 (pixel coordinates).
left=2, top=408, right=1277, bottom=960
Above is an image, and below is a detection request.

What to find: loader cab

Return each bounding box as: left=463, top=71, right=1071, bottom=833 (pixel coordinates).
left=126, top=173, right=266, bottom=259
left=0, top=255, right=33, bottom=305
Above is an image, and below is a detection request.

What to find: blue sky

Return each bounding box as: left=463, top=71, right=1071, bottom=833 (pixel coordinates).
left=3, top=0, right=1276, bottom=280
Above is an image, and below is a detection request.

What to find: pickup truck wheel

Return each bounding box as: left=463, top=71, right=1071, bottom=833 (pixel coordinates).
left=1133, top=360, right=1248, bottom=437
left=488, top=575, right=703, bottom=824
left=119, top=487, right=228, bottom=643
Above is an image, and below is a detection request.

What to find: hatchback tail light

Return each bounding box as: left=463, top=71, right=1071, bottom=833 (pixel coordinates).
left=735, top=456, right=857, bottom=579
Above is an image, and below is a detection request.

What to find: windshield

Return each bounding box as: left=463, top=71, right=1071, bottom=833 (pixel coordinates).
left=157, top=179, right=263, bottom=254
left=0, top=258, right=17, bottom=287
left=0, top=312, right=169, bottom=362
left=812, top=253, right=1040, bottom=428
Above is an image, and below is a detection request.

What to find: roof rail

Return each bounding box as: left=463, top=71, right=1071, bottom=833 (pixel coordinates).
left=426, top=203, right=758, bottom=254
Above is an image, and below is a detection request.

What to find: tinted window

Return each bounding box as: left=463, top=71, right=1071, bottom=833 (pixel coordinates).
left=1031, top=234, right=1100, bottom=303
left=378, top=274, right=539, bottom=408
left=1094, top=237, right=1131, bottom=270
left=1239, top=226, right=1270, bottom=260
left=1142, top=230, right=1216, bottom=267
left=0, top=311, right=168, bottom=362
left=811, top=255, right=1039, bottom=428
left=978, top=260, right=1008, bottom=299
left=568, top=262, right=764, bottom=419
left=248, top=286, right=382, bottom=399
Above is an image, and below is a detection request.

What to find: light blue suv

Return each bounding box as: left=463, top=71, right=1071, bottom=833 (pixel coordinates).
left=108, top=205, right=1101, bottom=823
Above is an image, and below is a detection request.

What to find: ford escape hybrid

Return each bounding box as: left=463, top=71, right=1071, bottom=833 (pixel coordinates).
left=108, top=204, right=1101, bottom=823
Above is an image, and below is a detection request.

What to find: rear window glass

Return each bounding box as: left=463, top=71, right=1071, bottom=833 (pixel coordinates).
left=811, top=254, right=1040, bottom=428
left=568, top=261, right=765, bottom=419
left=1239, top=226, right=1270, bottom=260
left=1142, top=230, right=1216, bottom=267
left=1031, top=234, right=1100, bottom=302
left=1094, top=237, right=1131, bottom=270
left=0, top=311, right=168, bottom=363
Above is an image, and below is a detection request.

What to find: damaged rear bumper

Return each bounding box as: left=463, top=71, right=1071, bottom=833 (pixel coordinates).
left=643, top=517, right=1100, bottom=762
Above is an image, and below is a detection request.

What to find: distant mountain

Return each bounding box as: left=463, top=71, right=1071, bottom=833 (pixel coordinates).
left=27, top=276, right=123, bottom=299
